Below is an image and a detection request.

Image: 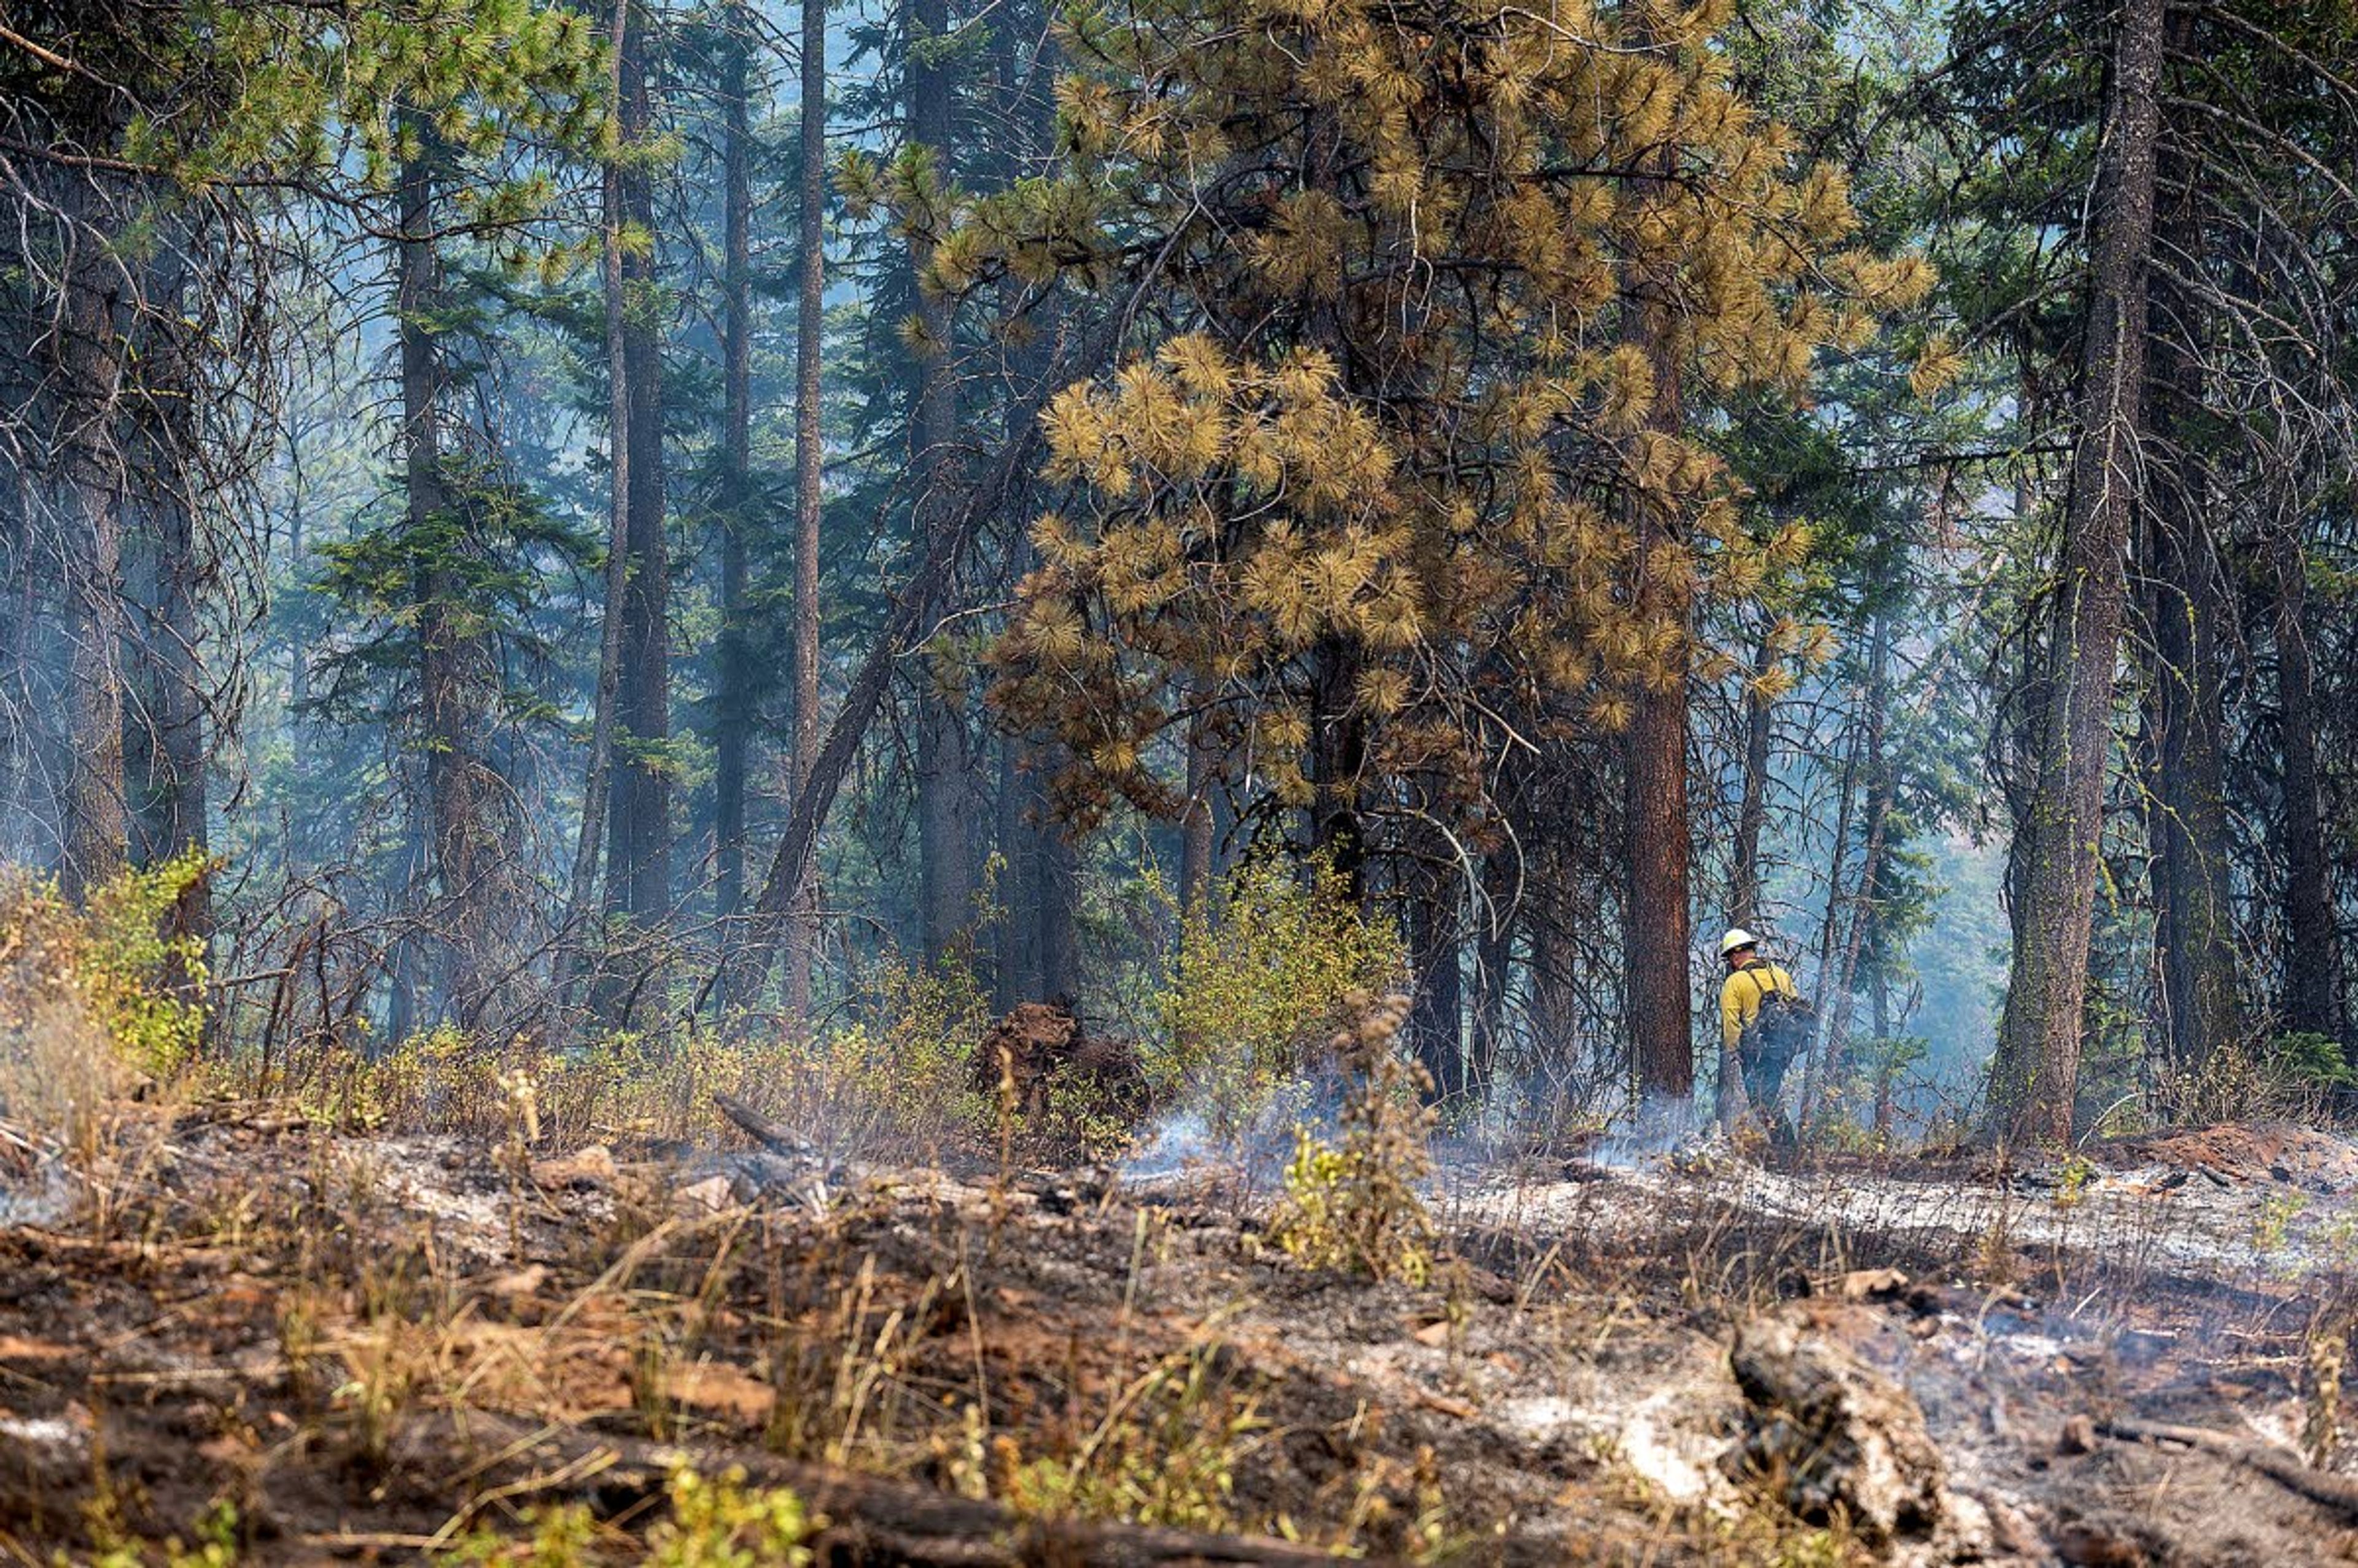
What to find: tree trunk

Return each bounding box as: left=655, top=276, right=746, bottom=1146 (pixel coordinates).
left=2138, top=63, right=2240, bottom=1073
left=607, top=0, right=672, bottom=947
left=712, top=0, right=755, bottom=955
left=782, top=0, right=828, bottom=1022
left=908, top=0, right=975, bottom=969
left=1308, top=638, right=1366, bottom=902
left=564, top=0, right=639, bottom=1001
left=1470, top=845, right=1517, bottom=1093
left=56, top=208, right=128, bottom=904
left=1408, top=866, right=1465, bottom=1100
left=992, top=734, right=1041, bottom=1012
left=1621, top=375, right=1692, bottom=1100
left=1984, top=0, right=2165, bottom=1146
left=123, top=238, right=212, bottom=1006
left=399, top=132, right=512, bottom=1028
left=1179, top=702, right=1216, bottom=921
left=2273, top=529, right=2341, bottom=1042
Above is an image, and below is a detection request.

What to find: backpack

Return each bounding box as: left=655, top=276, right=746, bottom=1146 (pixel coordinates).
left=1745, top=969, right=1816, bottom=1066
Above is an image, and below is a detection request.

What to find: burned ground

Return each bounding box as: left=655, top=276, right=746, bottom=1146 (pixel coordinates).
left=2, top=1108, right=2358, bottom=1565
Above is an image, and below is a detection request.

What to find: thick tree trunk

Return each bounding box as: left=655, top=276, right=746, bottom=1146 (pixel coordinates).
left=2273, top=530, right=2341, bottom=1042
left=712, top=0, right=755, bottom=953
left=56, top=211, right=128, bottom=904
left=1984, top=0, right=2166, bottom=1146
left=1038, top=785, right=1080, bottom=1003
left=1621, top=404, right=1692, bottom=1100
left=607, top=0, right=672, bottom=945
left=2139, top=76, right=2240, bottom=1073
left=125, top=241, right=212, bottom=1007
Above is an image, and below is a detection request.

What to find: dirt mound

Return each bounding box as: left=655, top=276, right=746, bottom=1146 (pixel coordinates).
left=973, top=1002, right=1147, bottom=1144
left=2104, top=1120, right=2358, bottom=1190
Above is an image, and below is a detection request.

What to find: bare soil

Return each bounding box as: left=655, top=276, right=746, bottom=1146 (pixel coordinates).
left=3, top=1108, right=2357, bottom=1565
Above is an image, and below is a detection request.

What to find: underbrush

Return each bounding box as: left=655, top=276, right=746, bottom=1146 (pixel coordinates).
left=223, top=854, right=1406, bottom=1173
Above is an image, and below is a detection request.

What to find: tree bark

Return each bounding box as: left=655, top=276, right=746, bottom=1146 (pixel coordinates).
left=564, top=0, right=639, bottom=1000
left=1407, top=864, right=1465, bottom=1100
left=908, top=0, right=975, bottom=969
left=1984, top=0, right=2166, bottom=1146
left=123, top=236, right=212, bottom=1005
left=782, top=0, right=828, bottom=1022
left=2138, top=55, right=2241, bottom=1073
left=1621, top=328, right=1692, bottom=1101
left=56, top=201, right=128, bottom=904
left=606, top=0, right=672, bottom=945
left=2273, top=529, right=2341, bottom=1042
left=399, top=131, right=513, bottom=1027
left=712, top=0, right=756, bottom=953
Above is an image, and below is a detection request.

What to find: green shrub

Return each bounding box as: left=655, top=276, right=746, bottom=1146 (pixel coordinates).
left=1149, top=855, right=1406, bottom=1137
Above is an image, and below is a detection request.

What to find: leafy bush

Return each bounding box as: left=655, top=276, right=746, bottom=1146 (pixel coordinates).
left=0, top=850, right=211, bottom=1081
left=1149, top=855, right=1406, bottom=1137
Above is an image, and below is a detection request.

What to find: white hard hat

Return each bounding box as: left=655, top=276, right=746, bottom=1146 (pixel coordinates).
left=1720, top=928, right=1758, bottom=958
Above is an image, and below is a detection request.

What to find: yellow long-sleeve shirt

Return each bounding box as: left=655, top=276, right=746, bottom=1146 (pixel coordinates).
left=1719, top=960, right=1799, bottom=1051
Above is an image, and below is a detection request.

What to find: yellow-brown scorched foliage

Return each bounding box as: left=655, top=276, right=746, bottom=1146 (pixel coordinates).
left=931, top=0, right=1932, bottom=838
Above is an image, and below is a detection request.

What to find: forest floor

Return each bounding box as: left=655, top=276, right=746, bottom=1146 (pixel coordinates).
left=4, top=1095, right=2358, bottom=1566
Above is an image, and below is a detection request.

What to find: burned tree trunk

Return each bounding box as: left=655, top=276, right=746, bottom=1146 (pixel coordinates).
left=1984, top=0, right=2166, bottom=1146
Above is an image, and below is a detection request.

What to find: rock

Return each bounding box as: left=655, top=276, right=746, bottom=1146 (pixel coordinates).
left=532, top=1143, right=617, bottom=1189
left=1723, top=1305, right=1948, bottom=1543
left=673, top=1175, right=739, bottom=1217
left=1841, top=1267, right=1912, bottom=1300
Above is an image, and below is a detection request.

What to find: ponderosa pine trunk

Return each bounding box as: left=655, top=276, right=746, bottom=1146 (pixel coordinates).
left=1984, top=0, right=2166, bottom=1146
left=1621, top=277, right=1693, bottom=1103
left=1409, top=864, right=1466, bottom=1100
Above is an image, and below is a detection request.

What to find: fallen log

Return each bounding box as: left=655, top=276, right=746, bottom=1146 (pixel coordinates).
left=713, top=1089, right=820, bottom=1160
left=400, top=1411, right=1360, bottom=1567
left=2095, top=1415, right=2358, bottom=1519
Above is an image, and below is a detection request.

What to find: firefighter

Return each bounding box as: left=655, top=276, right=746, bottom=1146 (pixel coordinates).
left=1716, top=928, right=1807, bottom=1141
